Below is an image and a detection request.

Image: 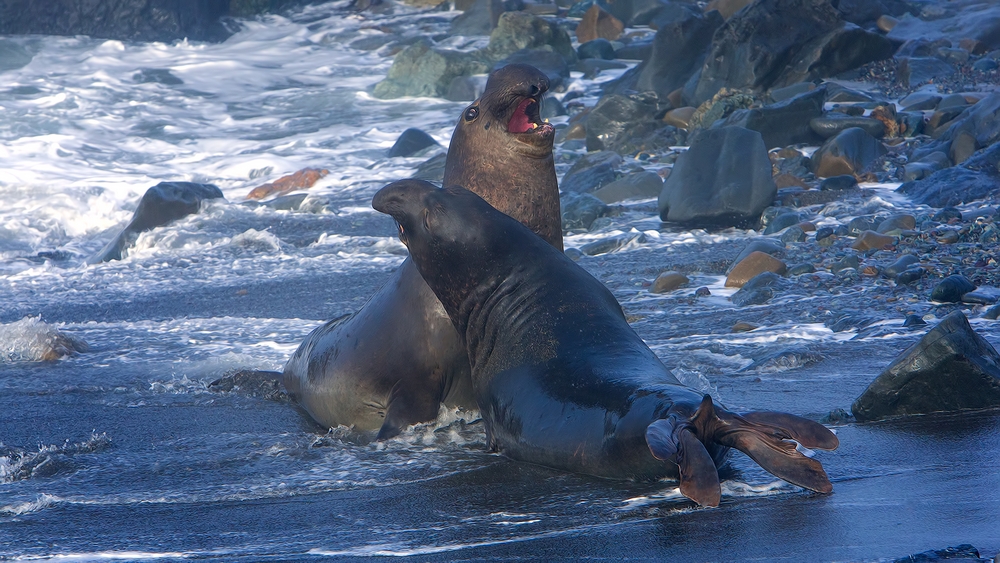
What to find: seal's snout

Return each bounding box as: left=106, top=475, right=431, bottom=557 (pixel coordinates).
left=372, top=179, right=437, bottom=223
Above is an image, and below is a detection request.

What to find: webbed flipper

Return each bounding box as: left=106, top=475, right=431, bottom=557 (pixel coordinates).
left=375, top=379, right=441, bottom=441
left=646, top=415, right=722, bottom=507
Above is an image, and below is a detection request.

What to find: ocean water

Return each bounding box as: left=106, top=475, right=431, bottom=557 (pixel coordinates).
left=2, top=2, right=999, bottom=561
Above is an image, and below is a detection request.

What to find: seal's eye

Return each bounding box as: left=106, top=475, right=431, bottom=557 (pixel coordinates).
left=464, top=106, right=479, bottom=122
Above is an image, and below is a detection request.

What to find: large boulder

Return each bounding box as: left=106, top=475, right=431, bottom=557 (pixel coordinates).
left=633, top=6, right=723, bottom=98
left=585, top=91, right=662, bottom=152
left=483, top=11, right=576, bottom=63
left=91, top=182, right=224, bottom=263
left=852, top=311, right=1000, bottom=422
left=887, top=1, right=1000, bottom=53
left=450, top=0, right=522, bottom=35
left=658, top=126, right=776, bottom=227
left=689, top=0, right=897, bottom=105
left=715, top=85, right=826, bottom=149
left=913, top=92, right=1000, bottom=166
left=0, top=0, right=231, bottom=42
left=897, top=142, right=1000, bottom=207
left=373, top=38, right=489, bottom=99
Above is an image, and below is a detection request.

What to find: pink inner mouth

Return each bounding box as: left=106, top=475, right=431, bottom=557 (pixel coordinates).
left=508, top=98, right=536, bottom=134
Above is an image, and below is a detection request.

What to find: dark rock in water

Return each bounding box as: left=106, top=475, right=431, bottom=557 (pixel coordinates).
left=578, top=38, right=616, bottom=60
left=740, top=347, right=823, bottom=372
left=689, top=0, right=897, bottom=105
left=562, top=153, right=620, bottom=194
left=613, top=40, right=653, bottom=61
left=495, top=48, right=569, bottom=90
left=787, top=262, right=815, bottom=275
left=809, top=113, right=885, bottom=139
left=580, top=231, right=644, bottom=255
left=847, top=216, right=877, bottom=235
left=899, top=92, right=942, bottom=111
left=483, top=11, right=576, bottom=63
left=593, top=171, right=663, bottom=203
left=561, top=192, right=611, bottom=230
left=819, top=174, right=857, bottom=191
left=445, top=75, right=487, bottom=102
left=373, top=38, right=489, bottom=99
left=632, top=6, right=723, bottom=98
left=883, top=254, right=919, bottom=277
left=973, top=58, right=999, bottom=72
left=831, top=254, right=860, bottom=274
left=903, top=314, right=926, bottom=328
left=762, top=212, right=802, bottom=235
left=962, top=287, right=1000, bottom=305
left=450, top=0, right=521, bottom=35
left=585, top=91, right=661, bottom=152
left=133, top=68, right=183, bottom=85
left=779, top=225, right=807, bottom=243
left=91, top=182, right=224, bottom=263
left=821, top=408, right=854, bottom=424
left=387, top=128, right=439, bottom=158
left=825, top=314, right=875, bottom=333
left=889, top=544, right=990, bottom=563
left=895, top=56, right=956, bottom=88
left=208, top=369, right=286, bottom=401
left=694, top=286, right=711, bottom=297
left=716, top=86, right=826, bottom=149
left=876, top=213, right=915, bottom=234
left=576, top=4, right=625, bottom=44
left=0, top=0, right=231, bottom=42
left=895, top=267, right=926, bottom=285
left=898, top=142, right=1000, bottom=207
left=984, top=303, right=1000, bottom=320
left=731, top=271, right=785, bottom=306
left=852, top=311, right=1000, bottom=422
left=933, top=207, right=963, bottom=222
left=414, top=153, right=447, bottom=182
left=811, top=127, right=886, bottom=178
left=0, top=39, right=33, bottom=72
left=726, top=251, right=787, bottom=288
left=658, top=127, right=776, bottom=227
left=815, top=226, right=835, bottom=241
left=650, top=271, right=689, bottom=293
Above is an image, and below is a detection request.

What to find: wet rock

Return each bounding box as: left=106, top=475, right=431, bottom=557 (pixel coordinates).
left=593, top=171, right=663, bottom=204
left=387, top=128, right=439, bottom=158
left=578, top=38, right=616, bottom=60
left=831, top=254, right=860, bottom=274
left=91, top=182, right=224, bottom=263
left=562, top=151, right=621, bottom=194
left=133, top=68, right=183, bottom=85
left=963, top=288, right=1000, bottom=306
left=902, top=314, right=926, bottom=328
left=561, top=192, right=611, bottom=230
left=689, top=0, right=896, bottom=105
left=373, top=38, right=489, bottom=99
left=740, top=347, right=823, bottom=372
left=716, top=86, right=827, bottom=149
left=815, top=226, right=835, bottom=242
left=896, top=57, right=956, bottom=88
left=725, top=251, right=787, bottom=288
left=495, top=48, right=570, bottom=91
left=658, top=127, right=776, bottom=227
left=247, top=168, right=329, bottom=200
left=731, top=321, right=758, bottom=332
left=694, top=286, right=711, bottom=297
left=933, top=207, right=963, bottom=223
left=899, top=92, right=942, bottom=111
left=811, top=127, right=887, bottom=178
left=576, top=4, right=624, bottom=43
left=768, top=82, right=815, bottom=103
left=787, top=263, right=815, bottom=276
left=821, top=408, right=854, bottom=424
left=485, top=11, right=576, bottom=63
left=731, top=271, right=784, bottom=306
left=847, top=216, right=877, bottom=235
left=876, top=214, right=915, bottom=235
left=580, top=231, right=644, bottom=255
left=898, top=142, right=1000, bottom=207
left=883, top=254, right=919, bottom=277
left=826, top=314, right=875, bottom=333
left=450, top=0, right=521, bottom=35
left=208, top=369, right=286, bottom=401
left=931, top=275, right=977, bottom=303
left=0, top=0, right=231, bottom=42
left=729, top=238, right=785, bottom=273
left=895, top=267, right=926, bottom=285
left=819, top=175, right=858, bottom=191
left=852, top=311, right=1000, bottom=422
left=762, top=212, right=802, bottom=235
left=585, top=91, right=661, bottom=152
left=780, top=225, right=807, bottom=244
left=984, top=304, right=1000, bottom=320
left=651, top=271, right=689, bottom=293
left=809, top=113, right=885, bottom=139
left=889, top=544, right=991, bottom=563
left=973, top=58, right=999, bottom=72
left=887, top=1, right=1000, bottom=52
left=897, top=111, right=925, bottom=137
left=632, top=6, right=723, bottom=98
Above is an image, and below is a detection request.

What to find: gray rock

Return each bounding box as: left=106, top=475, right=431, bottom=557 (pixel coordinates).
left=495, top=48, right=570, bottom=91
left=887, top=2, right=1000, bottom=52
left=811, top=127, right=887, bottom=178
left=90, top=182, right=224, bottom=263
left=898, top=142, right=1000, bottom=207
left=658, top=127, right=776, bottom=227
left=896, top=56, right=956, bottom=88
left=632, top=6, right=722, bottom=98
left=899, top=92, right=941, bottom=111
left=373, top=38, right=489, bottom=99
left=852, top=311, right=1000, bottom=422
left=387, top=128, right=439, bottom=158
left=728, top=238, right=785, bottom=274
left=763, top=212, right=803, bottom=235
left=593, top=171, right=663, bottom=203
left=819, top=174, right=858, bottom=191
left=931, top=275, right=977, bottom=303
left=895, top=267, right=926, bottom=285
left=585, top=91, right=661, bottom=152
left=578, top=38, right=616, bottom=60
left=561, top=192, right=611, bottom=230
left=809, top=113, right=885, bottom=139
left=882, top=254, right=919, bottom=277
left=716, top=86, right=827, bottom=149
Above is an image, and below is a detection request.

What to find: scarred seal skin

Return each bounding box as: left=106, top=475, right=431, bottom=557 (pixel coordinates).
left=373, top=180, right=839, bottom=507
left=282, top=64, right=561, bottom=439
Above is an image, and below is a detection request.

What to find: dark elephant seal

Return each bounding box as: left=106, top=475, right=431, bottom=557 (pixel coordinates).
left=372, top=180, right=839, bottom=507
left=283, top=64, right=561, bottom=438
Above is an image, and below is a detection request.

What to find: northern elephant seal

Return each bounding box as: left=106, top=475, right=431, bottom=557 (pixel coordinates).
left=283, top=64, right=561, bottom=438
left=372, top=179, right=839, bottom=506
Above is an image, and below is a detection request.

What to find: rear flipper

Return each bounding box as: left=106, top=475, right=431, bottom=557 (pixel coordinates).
left=646, top=395, right=838, bottom=507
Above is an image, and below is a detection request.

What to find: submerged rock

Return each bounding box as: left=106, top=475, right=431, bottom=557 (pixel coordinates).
left=208, top=369, right=287, bottom=401
left=91, top=181, right=224, bottom=263
left=650, top=271, right=689, bottom=293
left=0, top=317, right=88, bottom=362
left=658, top=126, right=776, bottom=227
left=247, top=168, right=329, bottom=200
left=852, top=311, right=1000, bottom=422
left=387, top=128, right=439, bottom=158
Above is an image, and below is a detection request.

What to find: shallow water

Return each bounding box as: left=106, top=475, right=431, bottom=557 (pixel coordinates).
left=2, top=2, right=999, bottom=561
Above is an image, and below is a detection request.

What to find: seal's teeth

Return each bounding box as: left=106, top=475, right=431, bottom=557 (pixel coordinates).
left=530, top=123, right=537, bottom=130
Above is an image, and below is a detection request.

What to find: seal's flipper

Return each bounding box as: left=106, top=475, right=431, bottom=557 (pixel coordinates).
left=737, top=411, right=839, bottom=451
left=646, top=416, right=722, bottom=507
left=375, top=380, right=440, bottom=441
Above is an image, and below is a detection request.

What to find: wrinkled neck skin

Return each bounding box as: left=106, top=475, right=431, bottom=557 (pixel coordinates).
left=443, top=119, right=562, bottom=251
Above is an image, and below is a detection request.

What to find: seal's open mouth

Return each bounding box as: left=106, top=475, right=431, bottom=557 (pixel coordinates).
left=508, top=97, right=552, bottom=135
